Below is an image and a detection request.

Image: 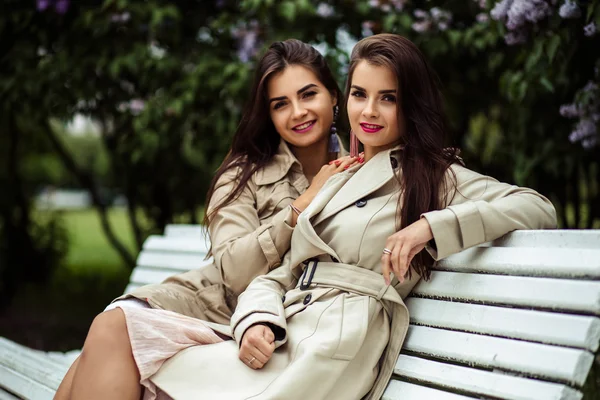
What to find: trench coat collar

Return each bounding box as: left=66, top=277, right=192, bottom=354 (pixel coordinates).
left=291, top=145, right=403, bottom=262
left=254, top=135, right=348, bottom=186
left=311, top=145, right=403, bottom=226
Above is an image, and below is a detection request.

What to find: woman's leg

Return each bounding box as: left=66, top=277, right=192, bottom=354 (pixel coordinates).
left=68, top=308, right=141, bottom=400
left=54, top=355, right=79, bottom=400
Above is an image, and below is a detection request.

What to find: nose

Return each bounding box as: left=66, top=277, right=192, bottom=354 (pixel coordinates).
left=292, top=101, right=308, bottom=119
left=362, top=99, right=378, bottom=119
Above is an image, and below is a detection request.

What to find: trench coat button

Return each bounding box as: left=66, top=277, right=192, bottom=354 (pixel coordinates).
left=303, top=294, right=312, bottom=305
left=281, top=295, right=286, bottom=303
left=355, top=199, right=367, bottom=208
left=390, top=157, right=398, bottom=169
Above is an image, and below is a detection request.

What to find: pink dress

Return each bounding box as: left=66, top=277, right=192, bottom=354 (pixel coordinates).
left=113, top=302, right=225, bottom=400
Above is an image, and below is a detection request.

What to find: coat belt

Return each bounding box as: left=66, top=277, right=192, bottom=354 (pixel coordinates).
left=296, top=260, right=409, bottom=400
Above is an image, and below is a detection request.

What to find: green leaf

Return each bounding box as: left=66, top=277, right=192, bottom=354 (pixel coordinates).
left=545, top=35, right=561, bottom=63
left=279, top=1, right=297, bottom=22
left=540, top=77, right=555, bottom=93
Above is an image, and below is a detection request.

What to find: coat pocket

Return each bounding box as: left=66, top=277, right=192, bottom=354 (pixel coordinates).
left=330, top=294, right=370, bottom=361
left=195, top=283, right=232, bottom=324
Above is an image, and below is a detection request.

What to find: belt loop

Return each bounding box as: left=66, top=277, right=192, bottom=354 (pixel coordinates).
left=300, top=258, right=318, bottom=290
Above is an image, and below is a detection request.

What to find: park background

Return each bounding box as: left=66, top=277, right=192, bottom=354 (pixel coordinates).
left=0, top=0, right=599, bottom=391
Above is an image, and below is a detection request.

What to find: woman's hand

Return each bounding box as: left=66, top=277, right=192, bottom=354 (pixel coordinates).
left=239, top=324, right=275, bottom=370
left=293, top=154, right=364, bottom=213
left=381, top=218, right=433, bottom=285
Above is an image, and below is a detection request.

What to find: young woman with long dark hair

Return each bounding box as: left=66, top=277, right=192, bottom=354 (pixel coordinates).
left=143, top=34, right=556, bottom=400
left=55, top=39, right=360, bottom=400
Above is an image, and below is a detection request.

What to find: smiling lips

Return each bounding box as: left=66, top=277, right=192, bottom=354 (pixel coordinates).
left=292, top=120, right=316, bottom=133
left=360, top=122, right=383, bottom=133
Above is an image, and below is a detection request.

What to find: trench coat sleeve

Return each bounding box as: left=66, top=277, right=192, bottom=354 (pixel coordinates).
left=208, top=167, right=295, bottom=298
left=421, top=164, right=557, bottom=260
left=230, top=256, right=299, bottom=349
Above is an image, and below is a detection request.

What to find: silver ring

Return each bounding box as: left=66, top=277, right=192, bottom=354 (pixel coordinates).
left=247, top=356, right=256, bottom=365
left=382, top=248, right=392, bottom=255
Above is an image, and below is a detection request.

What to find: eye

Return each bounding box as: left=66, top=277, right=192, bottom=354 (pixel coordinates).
left=302, top=90, right=317, bottom=99
left=382, top=94, right=397, bottom=103
left=350, top=90, right=366, bottom=98
left=273, top=101, right=287, bottom=110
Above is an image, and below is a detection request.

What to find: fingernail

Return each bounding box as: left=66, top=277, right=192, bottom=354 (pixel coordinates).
left=344, top=166, right=349, bottom=170
left=335, top=161, right=341, bottom=166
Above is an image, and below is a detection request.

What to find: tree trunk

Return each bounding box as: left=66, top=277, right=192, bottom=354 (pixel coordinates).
left=42, top=121, right=136, bottom=269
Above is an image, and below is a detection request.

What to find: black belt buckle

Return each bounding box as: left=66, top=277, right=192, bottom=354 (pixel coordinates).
left=299, top=258, right=318, bottom=290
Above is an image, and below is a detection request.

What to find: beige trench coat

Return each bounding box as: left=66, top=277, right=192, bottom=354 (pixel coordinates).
left=150, top=147, right=557, bottom=400
left=115, top=139, right=346, bottom=324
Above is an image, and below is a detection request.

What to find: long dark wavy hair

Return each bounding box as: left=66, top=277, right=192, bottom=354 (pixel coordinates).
left=346, top=34, right=463, bottom=280
left=203, top=39, right=342, bottom=229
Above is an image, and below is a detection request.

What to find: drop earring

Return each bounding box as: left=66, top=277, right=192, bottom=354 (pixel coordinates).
left=350, top=129, right=360, bottom=157
left=328, top=105, right=340, bottom=153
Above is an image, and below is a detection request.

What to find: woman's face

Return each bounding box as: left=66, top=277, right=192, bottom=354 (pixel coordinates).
left=347, top=61, right=405, bottom=155
left=268, top=65, right=337, bottom=148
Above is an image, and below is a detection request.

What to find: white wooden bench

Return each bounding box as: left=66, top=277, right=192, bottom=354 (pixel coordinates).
left=1, top=228, right=598, bottom=399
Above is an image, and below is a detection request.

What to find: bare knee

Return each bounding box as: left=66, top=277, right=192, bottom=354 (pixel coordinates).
left=82, top=309, right=130, bottom=354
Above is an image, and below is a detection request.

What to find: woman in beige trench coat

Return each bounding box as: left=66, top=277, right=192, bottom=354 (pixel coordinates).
left=147, top=34, right=557, bottom=400
left=55, top=39, right=358, bottom=400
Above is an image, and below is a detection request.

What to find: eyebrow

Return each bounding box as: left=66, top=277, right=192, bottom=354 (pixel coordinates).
left=351, top=85, right=396, bottom=94
left=269, top=83, right=319, bottom=104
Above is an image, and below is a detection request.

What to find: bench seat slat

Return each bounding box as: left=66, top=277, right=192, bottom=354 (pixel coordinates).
left=488, top=230, right=600, bottom=249
left=164, top=224, right=205, bottom=238
left=130, top=268, right=190, bottom=287
left=383, top=379, right=476, bottom=400
left=394, top=355, right=583, bottom=400
left=406, top=298, right=600, bottom=352
left=403, top=325, right=593, bottom=386
left=0, top=388, right=19, bottom=400
left=142, top=236, right=210, bottom=254
left=0, top=338, right=69, bottom=396
left=413, top=271, right=600, bottom=315
left=437, top=247, right=600, bottom=278
left=136, top=252, right=213, bottom=271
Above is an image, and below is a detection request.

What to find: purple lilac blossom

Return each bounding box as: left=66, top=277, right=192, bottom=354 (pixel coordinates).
left=54, top=0, right=69, bottom=14
left=560, top=104, right=580, bottom=118
left=412, top=20, right=432, bottom=32
left=558, top=0, right=581, bottom=18
left=569, top=118, right=597, bottom=143
left=505, top=30, right=528, bottom=44
left=476, top=13, right=490, bottom=23
left=475, top=0, right=488, bottom=9
left=506, top=0, right=552, bottom=30
left=584, top=22, right=597, bottom=37
left=129, top=99, right=146, bottom=115
left=37, top=0, right=51, bottom=11
left=391, top=0, right=407, bottom=11
left=362, top=21, right=375, bottom=36
left=316, top=3, right=335, bottom=17
left=491, top=0, right=514, bottom=20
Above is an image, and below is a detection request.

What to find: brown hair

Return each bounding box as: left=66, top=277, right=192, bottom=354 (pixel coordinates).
left=203, top=39, right=342, bottom=229
left=346, top=34, right=462, bottom=280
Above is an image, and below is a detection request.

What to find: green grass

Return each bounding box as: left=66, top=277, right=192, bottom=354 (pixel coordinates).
left=61, top=208, right=138, bottom=275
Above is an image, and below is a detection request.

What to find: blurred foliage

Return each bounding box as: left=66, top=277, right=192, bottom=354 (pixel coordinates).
left=0, top=0, right=598, bottom=307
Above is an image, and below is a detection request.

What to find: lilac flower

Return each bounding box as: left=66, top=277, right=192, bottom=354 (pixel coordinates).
left=362, top=21, right=375, bottom=36
left=476, top=13, right=490, bottom=23
left=491, top=0, right=514, bottom=21
left=558, top=0, right=581, bottom=18
left=111, top=12, right=131, bottom=23
left=475, top=0, right=488, bottom=9
left=316, top=3, right=335, bottom=18
left=232, top=21, right=260, bottom=62
left=505, top=30, right=527, bottom=44
left=412, top=20, right=433, bottom=33
left=391, top=0, right=407, bottom=11
left=37, top=0, right=50, bottom=11
left=560, top=104, right=580, bottom=118
left=414, top=9, right=428, bottom=19
left=506, top=0, right=552, bottom=30
left=54, top=0, right=69, bottom=14
left=584, top=22, right=597, bottom=37
left=569, top=118, right=597, bottom=143
left=369, top=0, right=381, bottom=7
left=129, top=99, right=146, bottom=115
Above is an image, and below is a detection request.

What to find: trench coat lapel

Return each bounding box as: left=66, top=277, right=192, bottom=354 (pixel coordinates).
left=292, top=172, right=351, bottom=261
left=312, top=149, right=397, bottom=226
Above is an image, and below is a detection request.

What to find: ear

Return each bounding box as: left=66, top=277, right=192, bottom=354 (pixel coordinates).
left=330, top=91, right=338, bottom=107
